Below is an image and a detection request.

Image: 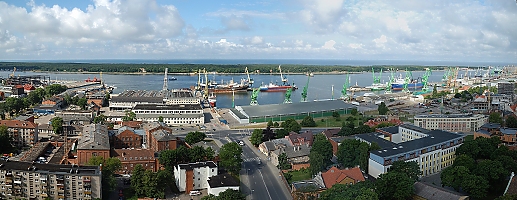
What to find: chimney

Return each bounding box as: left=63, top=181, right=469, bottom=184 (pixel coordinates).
left=293, top=146, right=296, bottom=152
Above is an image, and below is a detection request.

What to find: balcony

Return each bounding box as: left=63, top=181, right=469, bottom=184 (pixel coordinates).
left=83, top=179, right=91, bottom=182
left=13, top=180, right=21, bottom=185
left=58, top=195, right=65, bottom=199
left=84, top=191, right=92, bottom=195
left=41, top=193, right=48, bottom=197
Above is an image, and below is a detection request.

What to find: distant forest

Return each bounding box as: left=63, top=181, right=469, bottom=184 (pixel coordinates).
left=0, top=62, right=448, bottom=74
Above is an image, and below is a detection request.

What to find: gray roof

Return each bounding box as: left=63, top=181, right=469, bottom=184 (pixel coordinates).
left=207, top=173, right=240, bottom=188
left=400, top=124, right=430, bottom=134
left=414, top=113, right=484, bottom=119
left=273, top=145, right=311, bottom=159
left=355, top=133, right=397, bottom=149
left=377, top=126, right=399, bottom=134
left=177, top=161, right=217, bottom=170
left=329, top=136, right=354, bottom=144
left=136, top=113, right=203, bottom=119
left=0, top=160, right=100, bottom=175
left=152, top=129, right=177, bottom=141
left=414, top=182, right=468, bottom=200
left=371, top=129, right=464, bottom=158
left=238, top=100, right=355, bottom=118
left=292, top=181, right=324, bottom=191
left=481, top=123, right=501, bottom=129
left=78, top=124, right=110, bottom=150
left=133, top=104, right=202, bottom=110
left=261, top=141, right=277, bottom=152
left=500, top=128, right=517, bottom=135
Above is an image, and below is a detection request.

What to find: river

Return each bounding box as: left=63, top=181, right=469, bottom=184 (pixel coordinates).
left=0, top=70, right=459, bottom=108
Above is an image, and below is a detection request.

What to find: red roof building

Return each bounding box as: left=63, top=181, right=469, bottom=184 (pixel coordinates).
left=364, top=116, right=403, bottom=128
left=320, top=166, right=365, bottom=189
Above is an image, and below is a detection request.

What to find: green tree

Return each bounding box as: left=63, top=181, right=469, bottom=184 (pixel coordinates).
left=281, top=118, right=301, bottom=133
left=506, top=115, right=517, bottom=128
left=309, top=151, right=325, bottom=175
left=351, top=108, right=358, bottom=116
left=219, top=142, right=243, bottom=175
left=311, top=134, right=333, bottom=166
left=332, top=111, right=340, bottom=119
left=189, top=146, right=215, bottom=162
left=250, top=129, right=263, bottom=146
left=93, top=114, right=107, bottom=124
left=432, top=84, right=438, bottom=96
left=337, top=139, right=362, bottom=167
left=452, top=154, right=476, bottom=171
left=0, top=125, right=13, bottom=153
left=277, top=153, right=292, bottom=170
left=50, top=117, right=64, bottom=135
left=377, top=102, right=389, bottom=115
left=474, top=160, right=507, bottom=185
left=185, top=131, right=206, bottom=145
left=376, top=171, right=414, bottom=200
left=86, top=156, right=121, bottom=198
left=388, top=161, right=421, bottom=181
left=455, top=140, right=480, bottom=159
left=300, top=116, right=316, bottom=127
left=77, top=97, right=87, bottom=109
left=217, top=189, right=245, bottom=200
left=267, top=120, right=273, bottom=127
left=461, top=174, right=489, bottom=199
left=489, top=112, right=503, bottom=124
left=158, top=116, right=164, bottom=122
left=123, top=111, right=136, bottom=121
left=273, top=121, right=279, bottom=127
left=159, top=146, right=190, bottom=172
left=440, top=166, right=471, bottom=191
left=131, top=164, right=145, bottom=196
left=319, top=182, right=377, bottom=200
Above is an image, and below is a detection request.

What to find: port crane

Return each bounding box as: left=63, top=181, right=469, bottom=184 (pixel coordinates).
left=245, top=67, right=254, bottom=86
left=278, top=65, right=288, bottom=85
left=10, top=67, right=16, bottom=78
left=301, top=76, right=310, bottom=102
left=341, top=73, right=350, bottom=100
left=372, top=67, right=382, bottom=85
left=421, top=68, right=432, bottom=93
left=283, top=88, right=292, bottom=104
left=384, top=69, right=394, bottom=94
left=402, top=70, right=411, bottom=93
left=250, top=88, right=260, bottom=106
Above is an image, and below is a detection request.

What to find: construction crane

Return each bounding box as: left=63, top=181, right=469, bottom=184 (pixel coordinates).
left=301, top=76, right=310, bottom=102
left=452, top=67, right=459, bottom=90
left=10, top=67, right=16, bottom=78
left=203, top=69, right=209, bottom=100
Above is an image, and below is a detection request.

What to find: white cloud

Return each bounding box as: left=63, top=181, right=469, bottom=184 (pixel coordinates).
left=373, top=35, right=387, bottom=47
left=322, top=40, right=336, bottom=50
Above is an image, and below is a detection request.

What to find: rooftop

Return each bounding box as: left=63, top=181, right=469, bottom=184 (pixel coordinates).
left=77, top=124, right=110, bottom=150
left=207, top=173, right=240, bottom=188
left=0, top=160, right=100, bottom=175
left=0, top=119, right=37, bottom=129
left=355, top=133, right=398, bottom=149
left=112, top=149, right=155, bottom=160
left=414, top=113, right=485, bottom=119
left=177, top=161, right=217, bottom=170
left=400, top=124, right=430, bottom=134
left=376, top=126, right=399, bottom=135
left=321, top=166, right=365, bottom=189
left=272, top=145, right=311, bottom=159
left=414, top=182, right=468, bottom=200
left=238, top=100, right=355, bottom=118
left=133, top=104, right=202, bottom=110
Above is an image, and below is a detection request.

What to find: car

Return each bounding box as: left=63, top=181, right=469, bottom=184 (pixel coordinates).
left=189, top=190, right=201, bottom=196
left=238, top=141, right=245, bottom=146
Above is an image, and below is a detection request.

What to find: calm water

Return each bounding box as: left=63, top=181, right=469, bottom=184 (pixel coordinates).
left=0, top=70, right=455, bottom=108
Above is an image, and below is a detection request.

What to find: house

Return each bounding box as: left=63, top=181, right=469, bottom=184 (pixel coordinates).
left=322, top=128, right=341, bottom=139
left=285, top=131, right=314, bottom=146
left=87, top=91, right=106, bottom=107
left=112, top=149, right=158, bottom=174
left=112, top=126, right=143, bottom=149
left=413, top=182, right=469, bottom=200
left=0, top=120, right=38, bottom=147
left=291, top=181, right=325, bottom=200
left=11, top=85, right=25, bottom=97
left=207, top=173, right=240, bottom=196
left=504, top=172, right=517, bottom=196
left=271, top=145, right=311, bottom=170
left=474, top=123, right=517, bottom=146
left=317, top=166, right=365, bottom=189
left=143, top=122, right=179, bottom=152
left=258, top=138, right=291, bottom=156
left=42, top=96, right=64, bottom=109
left=75, top=124, right=110, bottom=165
left=327, top=136, right=351, bottom=156
left=174, top=161, right=218, bottom=193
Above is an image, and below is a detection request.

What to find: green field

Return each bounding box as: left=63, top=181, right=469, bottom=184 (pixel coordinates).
left=284, top=169, right=312, bottom=184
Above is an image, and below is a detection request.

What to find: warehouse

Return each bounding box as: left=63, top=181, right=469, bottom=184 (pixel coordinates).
left=229, top=100, right=356, bottom=123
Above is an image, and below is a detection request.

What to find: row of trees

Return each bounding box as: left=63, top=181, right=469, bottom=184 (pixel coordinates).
left=159, top=146, right=215, bottom=172
left=441, top=137, right=517, bottom=199
left=131, top=165, right=173, bottom=199
left=318, top=161, right=421, bottom=200
left=0, top=84, right=67, bottom=118
left=0, top=62, right=446, bottom=74
left=337, top=139, right=380, bottom=172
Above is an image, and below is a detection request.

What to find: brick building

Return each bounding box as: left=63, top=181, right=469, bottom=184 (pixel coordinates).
left=112, top=149, right=158, bottom=174
left=112, top=126, right=143, bottom=149
left=143, top=122, right=179, bottom=152
left=76, top=124, right=110, bottom=165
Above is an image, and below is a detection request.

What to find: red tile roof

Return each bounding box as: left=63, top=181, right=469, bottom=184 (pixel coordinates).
left=0, top=120, right=37, bottom=129
left=121, top=121, right=143, bottom=129
left=507, top=174, right=517, bottom=196
left=286, top=131, right=314, bottom=146
left=321, top=166, right=365, bottom=189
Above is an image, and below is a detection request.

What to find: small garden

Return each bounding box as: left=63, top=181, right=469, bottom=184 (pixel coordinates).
left=283, top=168, right=312, bottom=184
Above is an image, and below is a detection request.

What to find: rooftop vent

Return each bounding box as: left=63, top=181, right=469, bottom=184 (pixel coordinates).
left=398, top=146, right=403, bottom=148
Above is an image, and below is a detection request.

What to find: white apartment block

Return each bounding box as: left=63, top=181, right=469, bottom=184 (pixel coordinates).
left=133, top=104, right=204, bottom=126
left=0, top=160, right=102, bottom=200
left=413, top=113, right=488, bottom=133
left=174, top=161, right=218, bottom=193
left=368, top=124, right=465, bottom=178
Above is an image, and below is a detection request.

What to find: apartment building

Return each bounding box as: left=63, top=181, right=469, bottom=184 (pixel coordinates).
left=0, top=120, right=38, bottom=147
left=367, top=124, right=465, bottom=178
left=133, top=104, right=204, bottom=126
left=174, top=161, right=218, bottom=193
left=413, top=113, right=488, bottom=133
left=112, top=126, right=143, bottom=149
left=0, top=160, right=101, bottom=200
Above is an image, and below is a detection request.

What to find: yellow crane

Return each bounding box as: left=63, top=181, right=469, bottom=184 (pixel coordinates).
left=10, top=67, right=16, bottom=78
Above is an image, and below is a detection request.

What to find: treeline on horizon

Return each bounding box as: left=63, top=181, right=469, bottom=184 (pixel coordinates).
left=0, top=62, right=449, bottom=73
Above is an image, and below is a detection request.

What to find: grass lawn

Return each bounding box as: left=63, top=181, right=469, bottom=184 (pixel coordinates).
left=284, top=169, right=312, bottom=184
left=314, top=115, right=363, bottom=128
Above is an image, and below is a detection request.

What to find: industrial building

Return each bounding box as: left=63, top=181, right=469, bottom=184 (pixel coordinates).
left=229, top=100, right=356, bottom=123
left=0, top=160, right=102, bottom=200
left=413, top=113, right=488, bottom=133
left=133, top=104, right=204, bottom=126
left=109, top=89, right=199, bottom=111
left=365, top=124, right=464, bottom=178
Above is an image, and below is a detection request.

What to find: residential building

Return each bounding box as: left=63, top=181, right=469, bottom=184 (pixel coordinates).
left=143, top=122, right=180, bottom=152
left=474, top=123, right=517, bottom=146
left=364, top=116, right=403, bottom=128
left=355, top=133, right=398, bottom=149
left=112, top=149, right=157, bottom=174
left=0, top=120, right=38, bottom=147
left=174, top=161, right=218, bottom=193
left=112, top=126, right=143, bottom=149
left=76, top=124, right=110, bottom=165
left=285, top=131, right=314, bottom=146
left=322, top=128, right=341, bottom=139
left=258, top=138, right=291, bottom=156
left=472, top=95, right=489, bottom=111
left=0, top=160, right=102, bottom=200
left=56, top=110, right=94, bottom=125
left=374, top=126, right=401, bottom=143
left=42, top=96, right=64, bottom=109
left=87, top=91, right=106, bottom=107
left=133, top=104, right=204, bottom=126
left=367, top=124, right=465, bottom=178
left=413, top=182, right=469, bottom=200
left=316, top=166, right=365, bottom=189
left=498, top=82, right=515, bottom=98
left=413, top=113, right=488, bottom=133
left=291, top=181, right=324, bottom=200
left=327, top=136, right=350, bottom=156
left=271, top=145, right=311, bottom=170
left=11, top=85, right=25, bottom=97
left=207, top=173, right=240, bottom=196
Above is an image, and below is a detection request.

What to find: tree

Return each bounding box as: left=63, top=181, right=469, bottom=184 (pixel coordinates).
left=262, top=126, right=275, bottom=141
left=0, top=125, right=13, bottom=153
left=376, top=172, right=414, bottom=200
left=77, top=97, right=87, bottom=109
left=217, top=189, right=246, bottom=200
left=87, top=156, right=121, bottom=198
left=311, top=134, right=333, bottom=166
left=337, top=139, right=362, bottom=167
left=332, top=111, right=340, bottom=119
left=250, top=129, right=263, bottom=146
left=432, top=84, right=438, bottom=96
left=219, top=142, right=243, bottom=175
left=319, top=182, right=377, bottom=200
left=454, top=93, right=462, bottom=98
left=123, top=111, right=136, bottom=121
left=50, top=117, right=64, bottom=135
left=377, top=102, right=389, bottom=115
left=281, top=118, right=301, bottom=133
left=455, top=140, right=480, bottom=159
left=461, top=174, right=489, bottom=199
left=158, top=116, right=164, bottom=122
left=267, top=120, right=273, bottom=127
left=489, top=112, right=503, bottom=124
left=474, top=160, right=507, bottom=185
left=273, top=122, right=279, bottom=127
left=300, top=116, right=316, bottom=127
left=452, top=154, right=476, bottom=171
left=93, top=114, right=107, bottom=124
left=507, top=115, right=517, bottom=128
left=159, top=146, right=189, bottom=172
left=277, top=153, right=292, bottom=170
left=388, top=161, right=421, bottom=181
left=185, top=131, right=206, bottom=145
left=309, top=151, right=325, bottom=175
left=351, top=108, right=358, bottom=116
left=440, top=166, right=470, bottom=191
left=131, top=164, right=145, bottom=196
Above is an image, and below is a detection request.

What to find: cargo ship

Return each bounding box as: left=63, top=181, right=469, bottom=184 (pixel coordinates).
left=85, top=77, right=101, bottom=82
left=259, top=82, right=297, bottom=91
left=208, top=94, right=217, bottom=107
left=391, top=76, right=423, bottom=91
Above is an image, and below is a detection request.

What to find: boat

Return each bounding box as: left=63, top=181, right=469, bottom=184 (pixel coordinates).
left=365, top=83, right=386, bottom=91
left=391, top=75, right=423, bottom=91
left=208, top=79, right=249, bottom=93
left=259, top=82, right=297, bottom=91
left=169, top=76, right=177, bottom=81
left=208, top=94, right=217, bottom=107
left=85, top=77, right=101, bottom=82
left=349, top=81, right=365, bottom=92
left=306, top=72, right=314, bottom=77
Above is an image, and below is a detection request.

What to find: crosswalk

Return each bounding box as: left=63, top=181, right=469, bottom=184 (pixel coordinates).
left=243, top=157, right=260, bottom=162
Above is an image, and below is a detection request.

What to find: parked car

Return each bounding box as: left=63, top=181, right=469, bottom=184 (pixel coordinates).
left=189, top=190, right=201, bottom=196
left=238, top=141, right=245, bottom=146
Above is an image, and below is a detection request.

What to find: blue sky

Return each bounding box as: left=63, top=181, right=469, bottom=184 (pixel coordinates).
left=0, top=0, right=517, bottom=62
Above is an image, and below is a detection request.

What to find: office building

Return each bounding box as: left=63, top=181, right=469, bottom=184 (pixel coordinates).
left=413, top=113, right=488, bottom=133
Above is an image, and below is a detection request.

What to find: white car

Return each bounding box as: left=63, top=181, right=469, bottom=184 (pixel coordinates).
left=239, top=141, right=245, bottom=146
left=189, top=190, right=201, bottom=196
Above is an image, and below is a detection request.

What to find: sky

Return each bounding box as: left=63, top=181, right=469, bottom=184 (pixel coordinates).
left=0, top=0, right=517, bottom=62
